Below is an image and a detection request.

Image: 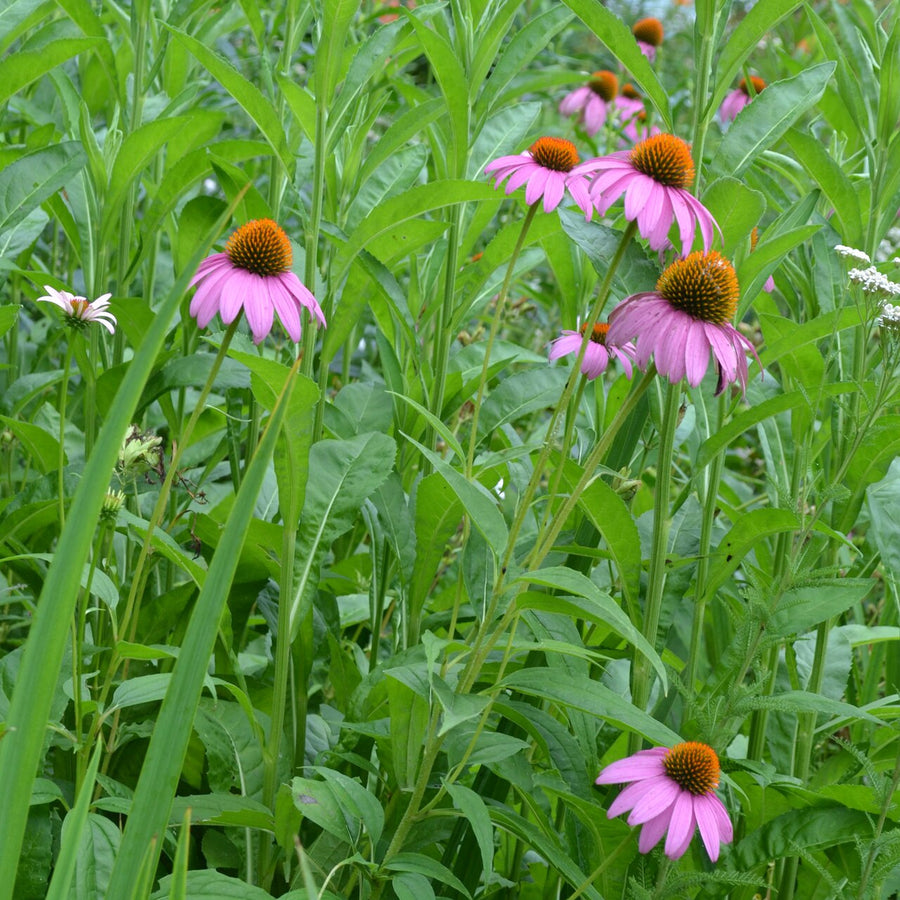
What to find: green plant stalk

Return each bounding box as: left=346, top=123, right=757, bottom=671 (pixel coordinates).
left=465, top=202, right=539, bottom=475
left=858, top=742, right=900, bottom=898
left=682, top=391, right=726, bottom=726
left=0, top=198, right=238, bottom=895
left=116, top=321, right=240, bottom=645
left=103, top=352, right=300, bottom=899
left=569, top=831, right=636, bottom=900
left=57, top=339, right=75, bottom=529
left=629, top=380, right=681, bottom=754
left=83, top=328, right=98, bottom=459
left=500, top=220, right=639, bottom=578
left=689, top=0, right=719, bottom=188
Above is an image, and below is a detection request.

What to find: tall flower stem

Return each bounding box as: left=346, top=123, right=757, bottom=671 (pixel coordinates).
left=500, top=220, right=638, bottom=578
left=682, top=391, right=726, bottom=726
left=689, top=0, right=719, bottom=188
left=629, top=379, right=682, bottom=755
left=115, top=322, right=240, bottom=646
left=57, top=339, right=76, bottom=529
left=465, top=202, right=538, bottom=475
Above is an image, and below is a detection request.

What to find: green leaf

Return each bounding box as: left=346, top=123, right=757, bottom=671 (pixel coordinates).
left=151, top=870, right=276, bottom=900
left=477, top=368, right=568, bottom=438
left=743, top=690, right=884, bottom=725
left=0, top=143, right=85, bottom=234
left=515, top=568, right=665, bottom=688
left=0, top=415, right=59, bottom=473
left=444, top=782, right=494, bottom=883
left=384, top=854, right=472, bottom=899
left=557, top=0, right=671, bottom=129
left=403, top=434, right=508, bottom=557
left=315, top=0, right=359, bottom=106
left=467, top=102, right=541, bottom=180
left=163, top=24, right=292, bottom=173
left=393, top=873, right=435, bottom=900
left=710, top=0, right=804, bottom=115
left=500, top=668, right=680, bottom=746
left=715, top=63, right=836, bottom=177
left=701, top=177, right=766, bottom=258
left=0, top=304, right=18, bottom=339
left=0, top=38, right=99, bottom=105
left=769, top=580, right=873, bottom=637
left=290, top=433, right=397, bottom=637
left=386, top=676, right=430, bottom=789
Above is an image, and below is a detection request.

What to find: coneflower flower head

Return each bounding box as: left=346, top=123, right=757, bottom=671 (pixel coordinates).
left=36, top=285, right=117, bottom=334
left=597, top=741, right=733, bottom=861
left=548, top=321, right=636, bottom=379
left=574, top=134, right=719, bottom=254
left=559, top=71, right=620, bottom=136
left=189, top=218, right=326, bottom=345
left=719, top=75, right=766, bottom=123
left=632, top=17, right=664, bottom=61
left=607, top=251, right=760, bottom=395
left=485, top=137, right=593, bottom=217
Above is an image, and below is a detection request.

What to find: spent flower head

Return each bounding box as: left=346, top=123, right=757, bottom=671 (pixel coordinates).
left=118, top=425, right=163, bottom=476
left=189, top=218, right=325, bottom=345
left=36, top=285, right=117, bottom=334
left=597, top=742, right=733, bottom=861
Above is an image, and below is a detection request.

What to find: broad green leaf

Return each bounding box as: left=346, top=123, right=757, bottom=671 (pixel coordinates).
left=715, top=63, right=836, bottom=177
left=393, top=873, right=435, bottom=900
left=444, top=782, right=494, bottom=882
left=384, top=854, right=471, bottom=899
left=169, top=794, right=272, bottom=830
left=277, top=75, right=316, bottom=143
left=386, top=676, right=430, bottom=789
left=0, top=304, right=18, bottom=339
left=516, top=568, right=664, bottom=687
left=710, top=0, right=804, bottom=115
left=151, top=871, right=276, bottom=900
left=291, top=774, right=371, bottom=847
left=290, top=433, right=397, bottom=637
left=370, top=473, right=416, bottom=585
left=557, top=0, right=671, bottom=129
left=477, top=368, right=568, bottom=438
left=432, top=676, right=490, bottom=737
left=878, top=14, right=900, bottom=150
left=769, top=580, right=873, bottom=637
left=783, top=128, right=863, bottom=247
left=0, top=38, right=98, bottom=105
left=743, top=690, right=883, bottom=725
left=315, top=0, right=359, bottom=106
left=346, top=144, right=427, bottom=231
left=467, top=102, right=541, bottom=180
left=701, top=177, right=765, bottom=258
left=403, top=434, right=508, bottom=557
left=867, top=459, right=900, bottom=580
left=0, top=0, right=51, bottom=52
left=74, top=814, right=119, bottom=900
left=163, top=25, right=292, bottom=172
left=0, top=143, right=85, bottom=234
left=500, top=668, right=680, bottom=746
left=0, top=207, right=47, bottom=261
left=0, top=415, right=59, bottom=473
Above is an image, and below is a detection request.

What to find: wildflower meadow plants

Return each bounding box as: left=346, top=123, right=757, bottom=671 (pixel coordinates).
left=1, top=1, right=900, bottom=898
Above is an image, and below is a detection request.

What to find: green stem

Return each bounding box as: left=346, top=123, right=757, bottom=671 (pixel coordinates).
left=568, top=831, right=636, bottom=899
left=465, top=202, right=538, bottom=475
left=58, top=339, right=76, bottom=529
left=689, top=0, right=718, bottom=189
left=629, top=379, right=681, bottom=754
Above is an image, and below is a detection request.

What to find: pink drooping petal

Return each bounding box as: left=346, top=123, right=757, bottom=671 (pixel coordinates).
left=267, top=278, right=303, bottom=342
left=684, top=321, right=712, bottom=387
left=626, top=776, right=682, bottom=825
left=504, top=163, right=538, bottom=194
left=719, top=90, right=748, bottom=123
left=524, top=167, right=550, bottom=206
left=565, top=175, right=594, bottom=220
left=560, top=86, right=591, bottom=115
left=190, top=264, right=234, bottom=325
left=693, top=793, right=725, bottom=862
left=669, top=191, right=697, bottom=256
left=484, top=153, right=531, bottom=175
left=685, top=192, right=720, bottom=251
left=541, top=172, right=566, bottom=212
left=581, top=343, right=610, bottom=379
left=218, top=267, right=253, bottom=324
left=664, top=791, right=696, bottom=860
left=281, top=272, right=326, bottom=326
left=624, top=174, right=654, bottom=223
left=708, top=793, right=733, bottom=845
left=189, top=253, right=230, bottom=286
left=637, top=806, right=674, bottom=854
left=548, top=332, right=584, bottom=361
left=611, top=345, right=634, bottom=379
left=583, top=96, right=608, bottom=136
left=242, top=273, right=274, bottom=343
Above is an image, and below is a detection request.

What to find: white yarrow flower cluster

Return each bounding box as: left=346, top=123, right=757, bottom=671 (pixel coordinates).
left=834, top=244, right=871, bottom=263
left=848, top=266, right=900, bottom=297
left=878, top=302, right=900, bottom=331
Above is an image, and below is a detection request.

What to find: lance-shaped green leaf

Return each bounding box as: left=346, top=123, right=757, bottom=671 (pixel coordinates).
left=103, top=359, right=300, bottom=898
left=315, top=0, right=360, bottom=108
left=0, top=37, right=98, bottom=105
left=715, top=63, right=836, bottom=177
left=290, top=433, right=397, bottom=638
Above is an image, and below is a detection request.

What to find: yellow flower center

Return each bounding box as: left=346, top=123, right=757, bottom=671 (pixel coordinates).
left=656, top=252, right=739, bottom=325
left=632, top=17, right=664, bottom=47
left=662, top=742, right=720, bottom=796
left=739, top=76, right=767, bottom=96
left=579, top=321, right=610, bottom=344
left=630, top=134, right=695, bottom=189
left=588, top=70, right=619, bottom=101
left=225, top=218, right=293, bottom=277
left=529, top=137, right=579, bottom=172
left=70, top=299, right=90, bottom=318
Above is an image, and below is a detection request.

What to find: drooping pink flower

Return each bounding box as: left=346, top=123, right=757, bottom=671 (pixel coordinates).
left=719, top=76, right=766, bottom=123
left=37, top=285, right=117, bottom=334
left=574, top=134, right=720, bottom=255
left=485, top=136, right=592, bottom=217
left=596, top=742, right=733, bottom=861
left=189, top=218, right=325, bottom=345
left=632, top=17, right=664, bottom=62
left=549, top=322, right=636, bottom=379
left=560, top=71, right=620, bottom=137
left=606, top=251, right=760, bottom=396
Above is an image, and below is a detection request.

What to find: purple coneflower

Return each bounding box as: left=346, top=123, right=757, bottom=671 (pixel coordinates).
left=189, top=218, right=326, bottom=345
left=549, top=322, right=636, bottom=379
left=485, top=136, right=592, bottom=217
left=574, top=134, right=719, bottom=255
left=719, top=76, right=766, bottom=123
left=606, top=251, right=760, bottom=395
left=559, top=70, right=620, bottom=137
left=632, top=17, right=664, bottom=62
left=37, top=285, right=117, bottom=334
left=596, top=742, right=733, bottom=861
